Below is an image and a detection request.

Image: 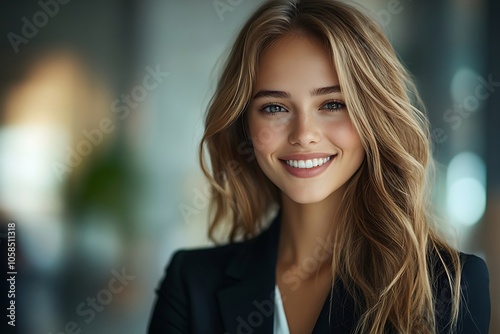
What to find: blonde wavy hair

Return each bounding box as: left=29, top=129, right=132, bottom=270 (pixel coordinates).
left=199, top=0, right=461, bottom=332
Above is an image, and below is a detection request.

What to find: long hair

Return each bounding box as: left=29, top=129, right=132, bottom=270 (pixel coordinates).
left=199, top=0, right=461, bottom=332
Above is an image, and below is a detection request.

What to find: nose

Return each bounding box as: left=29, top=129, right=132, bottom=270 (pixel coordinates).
left=288, top=113, right=321, bottom=147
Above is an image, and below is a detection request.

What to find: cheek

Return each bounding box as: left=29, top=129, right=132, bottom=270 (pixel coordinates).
left=327, top=119, right=363, bottom=151
left=252, top=127, right=277, bottom=151
left=249, top=118, right=287, bottom=152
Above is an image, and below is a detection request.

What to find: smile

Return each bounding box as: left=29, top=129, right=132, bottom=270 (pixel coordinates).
left=279, top=154, right=337, bottom=178
left=285, top=156, right=332, bottom=169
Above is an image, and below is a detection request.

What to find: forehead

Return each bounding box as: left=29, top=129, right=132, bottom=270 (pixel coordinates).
left=253, top=34, right=339, bottom=90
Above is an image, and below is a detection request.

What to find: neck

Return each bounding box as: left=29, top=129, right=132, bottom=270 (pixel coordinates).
left=278, top=187, right=344, bottom=268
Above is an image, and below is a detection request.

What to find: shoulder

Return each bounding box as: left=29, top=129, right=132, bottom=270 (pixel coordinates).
left=164, top=241, right=246, bottom=282
left=434, top=251, right=490, bottom=334
left=148, top=241, right=250, bottom=333
left=458, top=253, right=491, bottom=333
left=164, top=217, right=280, bottom=283
left=460, top=253, right=489, bottom=285
left=436, top=251, right=490, bottom=284
left=431, top=250, right=489, bottom=282
left=148, top=218, right=279, bottom=333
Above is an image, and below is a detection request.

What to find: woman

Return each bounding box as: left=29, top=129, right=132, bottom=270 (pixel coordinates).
left=148, top=0, right=490, bottom=333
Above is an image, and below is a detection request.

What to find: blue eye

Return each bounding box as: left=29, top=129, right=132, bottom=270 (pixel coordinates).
left=322, top=101, right=345, bottom=111
left=261, top=104, right=287, bottom=114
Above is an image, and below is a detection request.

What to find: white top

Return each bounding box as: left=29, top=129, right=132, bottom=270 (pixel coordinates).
left=274, top=285, right=291, bottom=334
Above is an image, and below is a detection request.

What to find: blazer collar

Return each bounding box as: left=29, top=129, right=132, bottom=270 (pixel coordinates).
left=216, top=211, right=356, bottom=333
left=217, top=211, right=281, bottom=333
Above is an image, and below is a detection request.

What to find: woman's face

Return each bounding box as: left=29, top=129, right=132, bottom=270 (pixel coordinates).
left=247, top=34, right=365, bottom=204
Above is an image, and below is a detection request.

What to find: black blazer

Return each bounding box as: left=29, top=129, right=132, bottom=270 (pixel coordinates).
left=148, top=212, right=490, bottom=333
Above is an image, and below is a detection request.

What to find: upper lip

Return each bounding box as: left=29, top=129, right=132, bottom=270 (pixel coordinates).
left=279, top=153, right=337, bottom=161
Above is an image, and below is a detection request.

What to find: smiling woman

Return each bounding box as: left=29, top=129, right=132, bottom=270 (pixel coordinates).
left=148, top=1, right=490, bottom=333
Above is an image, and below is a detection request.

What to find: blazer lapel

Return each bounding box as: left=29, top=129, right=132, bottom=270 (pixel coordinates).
left=217, top=211, right=358, bottom=333
left=312, top=293, right=333, bottom=333
left=313, top=280, right=358, bottom=334
left=217, top=212, right=281, bottom=334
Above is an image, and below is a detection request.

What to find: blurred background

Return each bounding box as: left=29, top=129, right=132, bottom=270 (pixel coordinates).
left=0, top=0, right=498, bottom=333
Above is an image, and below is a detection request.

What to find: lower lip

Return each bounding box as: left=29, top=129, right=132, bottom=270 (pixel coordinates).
left=280, top=156, right=336, bottom=178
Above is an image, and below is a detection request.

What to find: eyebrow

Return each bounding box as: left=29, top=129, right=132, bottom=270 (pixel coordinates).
left=252, top=85, right=341, bottom=99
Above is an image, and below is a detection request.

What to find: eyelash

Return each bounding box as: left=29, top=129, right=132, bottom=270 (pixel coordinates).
left=259, top=100, right=346, bottom=115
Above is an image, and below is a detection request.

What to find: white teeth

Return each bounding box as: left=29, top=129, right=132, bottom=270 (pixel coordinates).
left=285, top=156, right=332, bottom=169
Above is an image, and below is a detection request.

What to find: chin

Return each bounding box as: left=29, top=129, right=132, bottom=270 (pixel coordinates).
left=282, top=189, right=332, bottom=205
